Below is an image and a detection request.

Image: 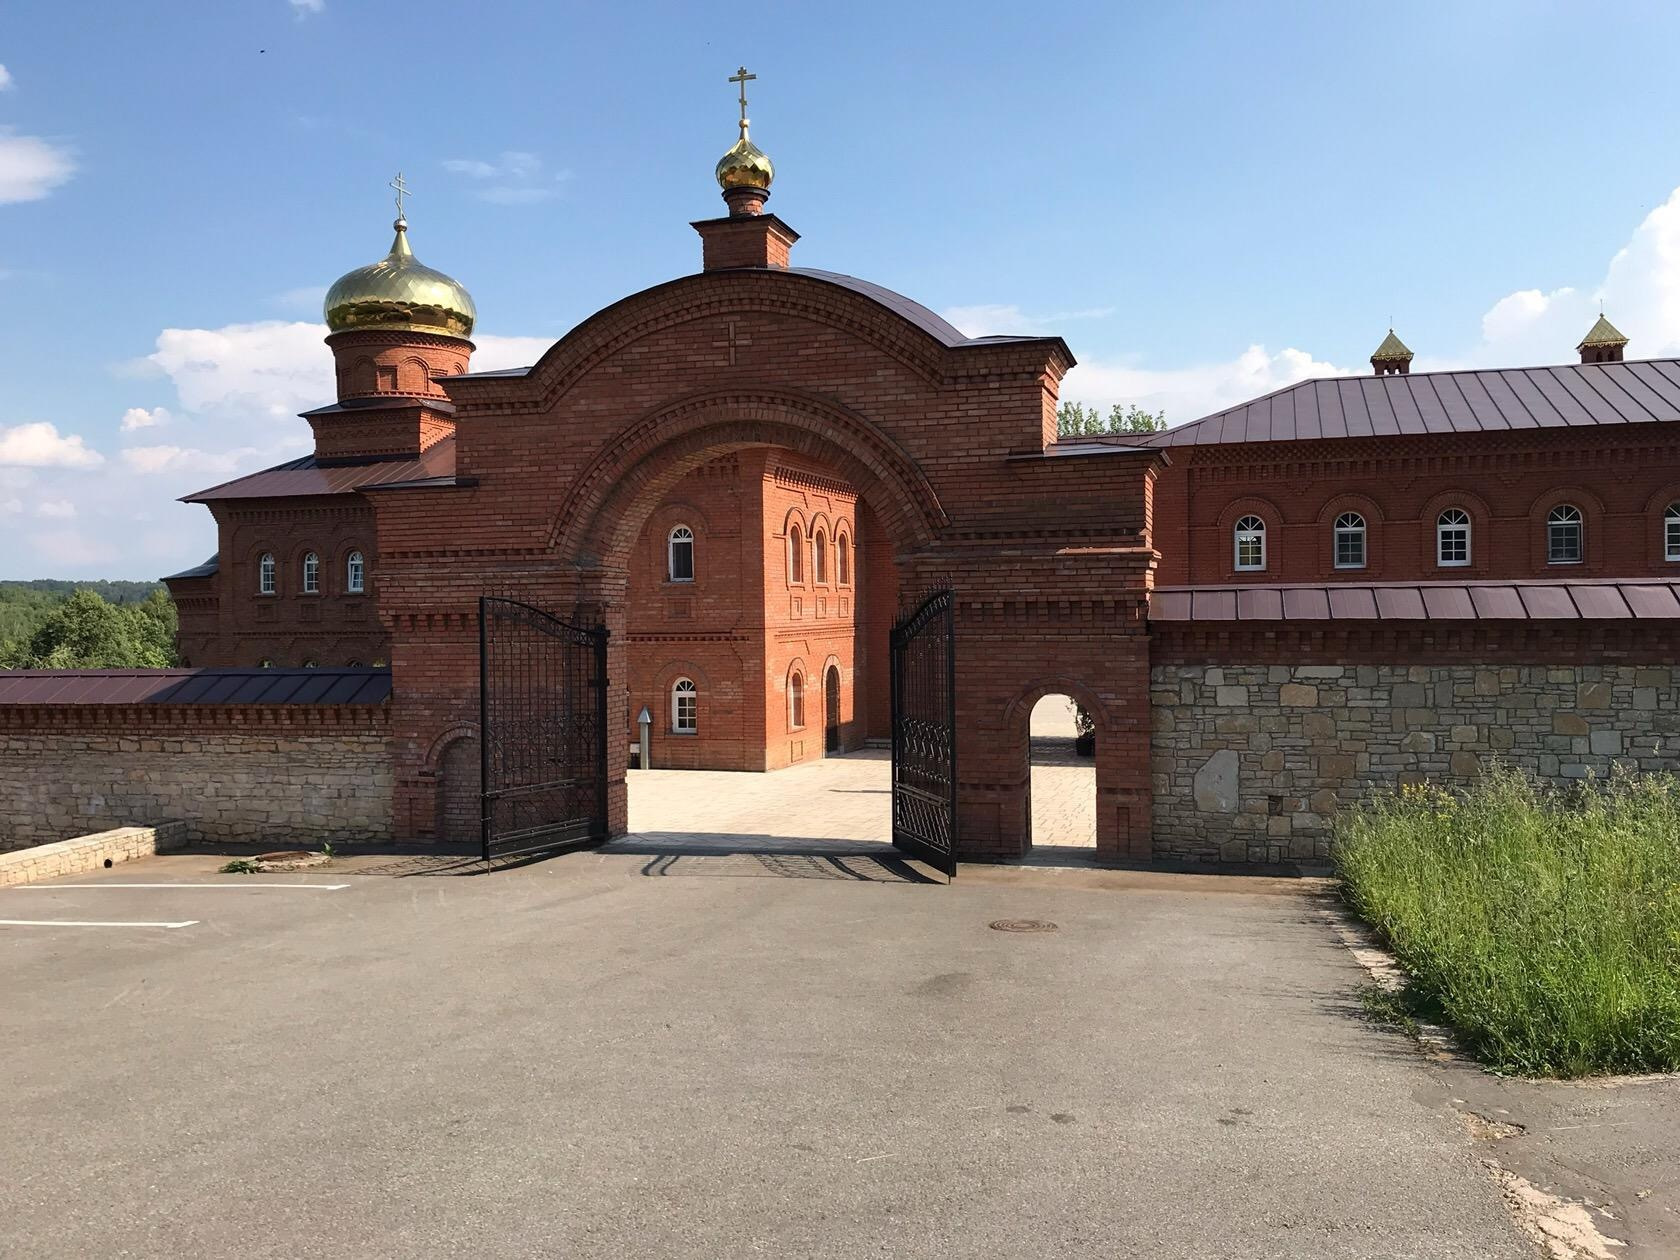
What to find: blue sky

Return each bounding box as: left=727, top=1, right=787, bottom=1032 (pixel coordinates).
left=6, top=0, right=1680, bottom=579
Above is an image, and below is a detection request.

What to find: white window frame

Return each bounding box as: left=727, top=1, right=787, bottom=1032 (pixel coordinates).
left=1332, top=512, right=1366, bottom=570
left=1437, top=509, right=1471, bottom=567
left=346, top=550, right=366, bottom=594
left=671, top=677, right=697, bottom=734
left=1547, top=504, right=1583, bottom=565
left=788, top=671, right=806, bottom=730
left=667, top=525, right=695, bottom=583
left=258, top=552, right=276, bottom=595
left=788, top=525, right=804, bottom=584
left=1234, top=516, right=1266, bottom=572
left=1666, top=503, right=1680, bottom=562
left=302, top=551, right=320, bottom=594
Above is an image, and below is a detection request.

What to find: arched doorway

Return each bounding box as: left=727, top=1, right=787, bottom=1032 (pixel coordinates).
left=824, top=664, right=841, bottom=753
left=1026, top=693, right=1096, bottom=849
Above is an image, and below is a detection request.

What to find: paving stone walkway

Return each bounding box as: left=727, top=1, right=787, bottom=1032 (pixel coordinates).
left=624, top=698, right=1097, bottom=851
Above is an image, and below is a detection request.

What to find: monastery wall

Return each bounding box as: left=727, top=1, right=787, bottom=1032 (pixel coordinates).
left=0, top=706, right=392, bottom=851
left=1148, top=634, right=1680, bottom=865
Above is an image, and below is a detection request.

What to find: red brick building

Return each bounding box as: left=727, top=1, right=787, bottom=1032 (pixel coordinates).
left=148, top=98, right=1680, bottom=867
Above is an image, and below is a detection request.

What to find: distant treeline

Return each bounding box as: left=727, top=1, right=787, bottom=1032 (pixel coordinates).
left=0, top=581, right=179, bottom=669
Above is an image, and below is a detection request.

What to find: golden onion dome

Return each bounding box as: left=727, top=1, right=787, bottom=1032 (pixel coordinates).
left=716, top=134, right=774, bottom=191
left=323, top=220, right=476, bottom=339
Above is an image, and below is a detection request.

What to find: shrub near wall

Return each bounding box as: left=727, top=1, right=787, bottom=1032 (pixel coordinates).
left=1336, top=767, right=1680, bottom=1077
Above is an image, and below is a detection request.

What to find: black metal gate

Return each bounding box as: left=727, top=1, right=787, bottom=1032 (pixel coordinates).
left=889, top=588, right=957, bottom=878
left=478, top=596, right=608, bottom=862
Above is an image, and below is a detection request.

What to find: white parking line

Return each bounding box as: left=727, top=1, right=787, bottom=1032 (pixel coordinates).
left=16, top=883, right=350, bottom=891
left=0, top=919, right=199, bottom=929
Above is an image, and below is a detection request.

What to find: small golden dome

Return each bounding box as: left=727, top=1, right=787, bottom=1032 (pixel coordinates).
left=716, top=135, right=774, bottom=191
left=323, top=220, right=476, bottom=339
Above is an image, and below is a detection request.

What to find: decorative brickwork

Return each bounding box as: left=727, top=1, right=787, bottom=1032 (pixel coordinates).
left=0, top=706, right=392, bottom=850
left=1150, top=660, right=1680, bottom=866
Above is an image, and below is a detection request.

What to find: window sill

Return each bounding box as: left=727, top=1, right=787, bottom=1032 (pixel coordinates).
left=666, top=578, right=695, bottom=585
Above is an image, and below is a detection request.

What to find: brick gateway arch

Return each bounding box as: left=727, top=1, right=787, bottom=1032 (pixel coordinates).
left=369, top=221, right=1161, bottom=863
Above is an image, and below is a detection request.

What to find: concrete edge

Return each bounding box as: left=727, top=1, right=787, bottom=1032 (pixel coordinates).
left=0, top=821, right=188, bottom=888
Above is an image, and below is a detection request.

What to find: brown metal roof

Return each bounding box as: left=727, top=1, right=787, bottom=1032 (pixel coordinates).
left=1134, top=358, right=1680, bottom=448
left=1150, top=580, right=1680, bottom=623
left=182, top=438, right=456, bottom=503
left=0, top=668, right=392, bottom=706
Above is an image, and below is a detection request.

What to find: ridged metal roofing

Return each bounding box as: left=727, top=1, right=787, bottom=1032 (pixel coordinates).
left=162, top=554, right=220, bottom=581
left=0, top=668, right=393, bottom=706
left=1150, top=580, right=1680, bottom=623
left=183, top=438, right=456, bottom=503
left=1133, top=358, right=1680, bottom=448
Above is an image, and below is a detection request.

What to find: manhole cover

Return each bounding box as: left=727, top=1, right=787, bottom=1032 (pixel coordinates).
left=989, top=919, right=1058, bottom=933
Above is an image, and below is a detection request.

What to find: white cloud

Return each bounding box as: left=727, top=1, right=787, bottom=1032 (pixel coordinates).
left=1062, top=345, right=1354, bottom=427
left=475, top=334, right=554, bottom=371
left=443, top=151, right=568, bottom=204
left=289, top=0, right=324, bottom=15
left=0, top=497, right=21, bottom=515
left=27, top=528, right=115, bottom=567
left=942, top=304, right=1116, bottom=338
left=0, top=128, right=75, bottom=203
left=270, top=285, right=327, bottom=313
left=147, top=321, right=332, bottom=418
left=120, top=405, right=170, bottom=432
left=0, top=421, right=103, bottom=468
left=0, top=65, right=14, bottom=92
left=35, top=498, right=75, bottom=519
left=120, top=445, right=253, bottom=476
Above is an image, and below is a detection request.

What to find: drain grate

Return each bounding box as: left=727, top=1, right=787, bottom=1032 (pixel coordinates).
left=989, top=919, right=1058, bottom=933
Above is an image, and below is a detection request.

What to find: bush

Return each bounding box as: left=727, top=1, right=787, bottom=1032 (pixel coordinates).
left=1334, top=765, right=1680, bottom=1077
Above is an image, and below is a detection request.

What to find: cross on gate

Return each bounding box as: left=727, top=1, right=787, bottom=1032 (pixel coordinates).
left=712, top=319, right=752, bottom=366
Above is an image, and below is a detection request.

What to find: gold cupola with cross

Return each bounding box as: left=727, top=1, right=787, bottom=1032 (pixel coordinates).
left=324, top=173, right=477, bottom=339
left=715, top=66, right=775, bottom=212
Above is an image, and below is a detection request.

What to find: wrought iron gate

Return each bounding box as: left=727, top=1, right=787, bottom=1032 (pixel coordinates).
left=478, top=596, right=608, bottom=862
left=889, top=588, right=957, bottom=878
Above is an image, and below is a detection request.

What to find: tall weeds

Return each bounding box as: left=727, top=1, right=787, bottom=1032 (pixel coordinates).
left=1334, top=766, right=1680, bottom=1077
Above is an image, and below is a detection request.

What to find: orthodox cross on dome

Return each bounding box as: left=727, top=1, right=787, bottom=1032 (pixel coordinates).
left=729, top=65, right=756, bottom=139
left=389, top=171, right=412, bottom=222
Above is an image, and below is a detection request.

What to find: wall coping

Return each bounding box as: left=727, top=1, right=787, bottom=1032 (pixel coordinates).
left=0, top=821, right=187, bottom=887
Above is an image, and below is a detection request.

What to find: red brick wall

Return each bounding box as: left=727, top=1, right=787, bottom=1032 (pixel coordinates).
left=169, top=497, right=388, bottom=669
left=1153, top=425, right=1680, bottom=585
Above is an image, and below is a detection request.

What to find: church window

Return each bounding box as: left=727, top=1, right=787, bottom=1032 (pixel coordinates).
left=1437, top=509, right=1471, bottom=567
left=788, top=670, right=806, bottom=729
left=1234, top=516, right=1266, bottom=571
left=837, top=534, right=851, bottom=586
left=258, top=553, right=276, bottom=595
left=671, top=678, right=697, bottom=734
left=258, top=658, right=274, bottom=669
left=302, top=551, right=320, bottom=593
left=1547, top=504, right=1583, bottom=564
left=788, top=525, right=805, bottom=583
left=1666, top=504, right=1680, bottom=562
left=1333, top=513, right=1366, bottom=569
left=346, top=550, right=366, bottom=594
left=302, top=660, right=318, bottom=669
left=668, top=525, right=695, bottom=582
left=814, top=530, right=828, bottom=584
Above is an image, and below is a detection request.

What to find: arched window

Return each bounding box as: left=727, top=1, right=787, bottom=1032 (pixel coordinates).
left=788, top=524, right=805, bottom=584
left=302, top=659, right=318, bottom=669
left=1333, top=512, right=1366, bottom=569
left=302, top=551, right=320, bottom=593
left=1547, top=504, right=1583, bottom=564
left=1437, top=509, right=1471, bottom=567
left=1234, top=516, right=1266, bottom=571
left=346, top=550, right=366, bottom=594
left=1666, top=503, right=1680, bottom=562
left=788, top=670, right=806, bottom=729
left=258, top=552, right=276, bottom=595
left=671, top=677, right=697, bottom=734
left=814, top=530, right=828, bottom=584
left=837, top=533, right=851, bottom=586
left=667, top=525, right=695, bottom=582
left=257, top=657, right=274, bottom=669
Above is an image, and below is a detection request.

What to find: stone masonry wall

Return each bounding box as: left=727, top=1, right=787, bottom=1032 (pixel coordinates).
left=0, top=714, right=392, bottom=851
left=1151, top=663, right=1680, bottom=866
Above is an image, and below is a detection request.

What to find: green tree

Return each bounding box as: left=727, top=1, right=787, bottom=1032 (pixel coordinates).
left=1056, top=401, right=1167, bottom=437
left=2, top=588, right=176, bottom=669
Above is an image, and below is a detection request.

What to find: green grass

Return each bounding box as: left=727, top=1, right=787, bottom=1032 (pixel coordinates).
left=1334, top=765, right=1680, bottom=1078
